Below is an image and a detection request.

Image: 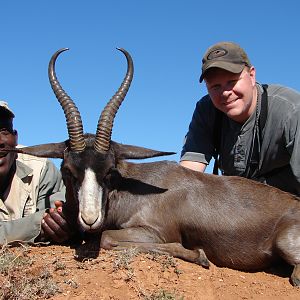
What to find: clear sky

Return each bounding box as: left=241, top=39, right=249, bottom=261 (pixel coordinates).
left=1, top=1, right=300, bottom=172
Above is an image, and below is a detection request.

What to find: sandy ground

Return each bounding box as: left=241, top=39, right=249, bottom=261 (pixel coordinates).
left=2, top=244, right=300, bottom=300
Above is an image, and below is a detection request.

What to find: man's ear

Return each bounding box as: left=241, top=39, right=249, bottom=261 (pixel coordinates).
left=249, top=66, right=256, bottom=86
left=13, top=130, right=18, bottom=146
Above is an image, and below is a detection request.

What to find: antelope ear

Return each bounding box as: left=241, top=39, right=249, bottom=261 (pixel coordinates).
left=112, top=141, right=176, bottom=160
left=7, top=142, right=68, bottom=159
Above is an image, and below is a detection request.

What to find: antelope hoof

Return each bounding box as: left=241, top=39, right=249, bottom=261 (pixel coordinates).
left=196, top=249, right=210, bottom=269
left=291, top=277, right=300, bottom=287
left=291, top=265, right=300, bottom=287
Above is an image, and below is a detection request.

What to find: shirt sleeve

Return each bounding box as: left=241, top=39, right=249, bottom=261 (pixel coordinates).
left=0, top=159, right=66, bottom=245
left=180, top=96, right=216, bottom=164
left=36, top=159, right=66, bottom=210
left=0, top=210, right=44, bottom=245
left=285, top=108, right=300, bottom=189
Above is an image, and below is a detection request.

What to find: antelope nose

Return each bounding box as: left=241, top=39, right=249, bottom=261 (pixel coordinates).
left=81, top=213, right=99, bottom=226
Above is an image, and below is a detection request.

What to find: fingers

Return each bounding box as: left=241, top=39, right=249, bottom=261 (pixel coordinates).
left=54, top=200, right=64, bottom=209
left=53, top=200, right=74, bottom=217
left=48, top=208, right=70, bottom=232
left=42, top=210, right=71, bottom=243
left=52, top=200, right=79, bottom=230
left=41, top=217, right=64, bottom=243
left=53, top=201, right=68, bottom=219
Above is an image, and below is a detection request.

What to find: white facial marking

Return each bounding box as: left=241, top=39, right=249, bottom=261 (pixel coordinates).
left=78, top=168, right=103, bottom=227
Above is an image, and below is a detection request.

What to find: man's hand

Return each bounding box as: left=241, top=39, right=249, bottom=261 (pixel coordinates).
left=40, top=201, right=75, bottom=243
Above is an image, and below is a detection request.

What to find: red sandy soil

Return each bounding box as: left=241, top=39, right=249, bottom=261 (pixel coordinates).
left=2, top=244, right=300, bottom=300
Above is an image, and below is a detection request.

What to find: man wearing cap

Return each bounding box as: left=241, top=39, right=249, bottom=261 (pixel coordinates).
left=180, top=41, right=300, bottom=196
left=0, top=101, right=73, bottom=244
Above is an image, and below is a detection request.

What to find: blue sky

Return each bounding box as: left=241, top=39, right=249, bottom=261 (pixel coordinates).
left=1, top=1, right=300, bottom=172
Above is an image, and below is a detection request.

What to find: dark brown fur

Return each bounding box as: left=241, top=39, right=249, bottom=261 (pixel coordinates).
left=13, top=138, right=300, bottom=286
left=11, top=47, right=300, bottom=286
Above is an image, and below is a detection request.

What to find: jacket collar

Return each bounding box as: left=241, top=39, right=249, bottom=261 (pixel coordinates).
left=16, top=159, right=33, bottom=180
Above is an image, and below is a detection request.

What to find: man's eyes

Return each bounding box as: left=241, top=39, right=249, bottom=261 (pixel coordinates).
left=210, top=80, right=238, bottom=92
left=210, top=85, right=221, bottom=92
left=228, top=80, right=238, bottom=85
left=0, top=129, right=11, bottom=135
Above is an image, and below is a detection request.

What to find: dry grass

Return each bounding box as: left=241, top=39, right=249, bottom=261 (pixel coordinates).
left=112, top=247, right=139, bottom=271
left=112, top=248, right=185, bottom=299
left=112, top=247, right=139, bottom=281
left=0, top=245, right=60, bottom=300
left=143, top=289, right=184, bottom=300
left=146, top=251, right=183, bottom=276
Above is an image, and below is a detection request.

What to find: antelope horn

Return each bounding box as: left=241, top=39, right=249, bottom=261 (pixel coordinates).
left=48, top=48, right=86, bottom=152
left=94, top=48, right=133, bottom=153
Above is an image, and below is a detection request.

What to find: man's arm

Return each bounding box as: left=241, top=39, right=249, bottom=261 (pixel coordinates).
left=285, top=108, right=300, bottom=195
left=0, top=210, right=45, bottom=245
left=180, top=160, right=207, bottom=172
left=36, top=159, right=65, bottom=211
left=36, top=160, right=76, bottom=243
left=0, top=159, right=73, bottom=245
left=180, top=97, right=216, bottom=171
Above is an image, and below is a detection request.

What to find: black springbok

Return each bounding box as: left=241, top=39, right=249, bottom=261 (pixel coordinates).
left=6, top=48, right=300, bottom=286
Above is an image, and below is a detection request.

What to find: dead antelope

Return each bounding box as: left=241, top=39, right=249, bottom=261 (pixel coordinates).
left=8, top=48, right=300, bottom=286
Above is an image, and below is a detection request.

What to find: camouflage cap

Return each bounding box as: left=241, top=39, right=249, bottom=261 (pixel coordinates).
left=199, top=42, right=251, bottom=82
left=0, top=101, right=15, bottom=118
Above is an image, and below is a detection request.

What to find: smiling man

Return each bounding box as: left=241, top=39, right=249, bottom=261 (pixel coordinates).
left=180, top=42, right=300, bottom=196
left=0, top=101, right=73, bottom=244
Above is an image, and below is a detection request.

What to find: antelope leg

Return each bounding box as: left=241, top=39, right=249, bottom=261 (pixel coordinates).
left=100, top=228, right=210, bottom=268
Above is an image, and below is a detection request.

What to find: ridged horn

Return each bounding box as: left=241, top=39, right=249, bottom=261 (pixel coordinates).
left=94, top=48, right=134, bottom=153
left=48, top=48, right=86, bottom=152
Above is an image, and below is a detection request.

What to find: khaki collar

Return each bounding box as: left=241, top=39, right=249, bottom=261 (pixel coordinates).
left=16, top=159, right=33, bottom=180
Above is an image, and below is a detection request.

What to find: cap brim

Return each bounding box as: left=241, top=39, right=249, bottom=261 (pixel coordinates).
left=200, top=61, right=245, bottom=82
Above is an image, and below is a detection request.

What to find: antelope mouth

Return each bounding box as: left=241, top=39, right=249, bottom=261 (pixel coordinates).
left=78, top=212, right=103, bottom=233
left=79, top=221, right=103, bottom=233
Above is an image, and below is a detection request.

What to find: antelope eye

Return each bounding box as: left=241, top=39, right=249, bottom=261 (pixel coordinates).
left=103, top=172, right=112, bottom=185
left=104, top=169, right=121, bottom=188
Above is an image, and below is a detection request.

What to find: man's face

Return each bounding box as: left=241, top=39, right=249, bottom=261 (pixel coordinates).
left=204, top=66, right=257, bottom=123
left=0, top=118, right=17, bottom=178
